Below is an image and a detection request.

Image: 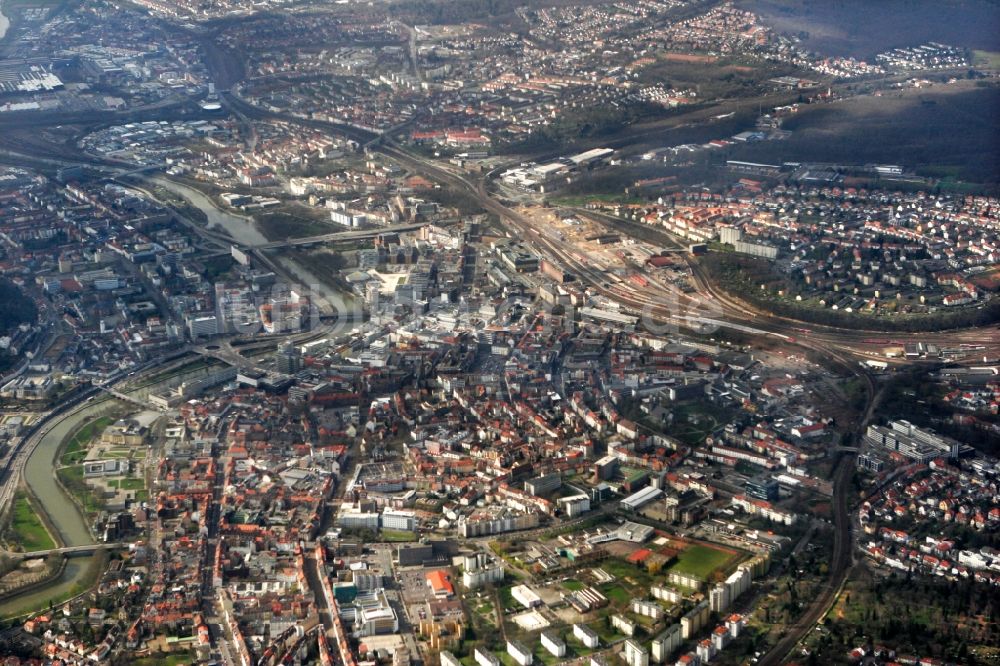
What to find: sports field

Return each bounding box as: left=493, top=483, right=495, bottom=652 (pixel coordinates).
left=668, top=544, right=737, bottom=580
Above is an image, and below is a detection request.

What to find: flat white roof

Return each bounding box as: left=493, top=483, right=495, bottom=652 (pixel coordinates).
left=622, top=486, right=663, bottom=508
left=570, top=147, right=613, bottom=164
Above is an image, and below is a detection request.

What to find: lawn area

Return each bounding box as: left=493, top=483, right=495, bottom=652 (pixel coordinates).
left=562, top=579, right=585, bottom=592
left=600, top=584, right=631, bottom=606
left=103, top=450, right=131, bottom=459
left=595, top=619, right=628, bottom=645
left=133, top=655, right=193, bottom=666
left=972, top=50, right=1000, bottom=70
left=56, top=465, right=104, bottom=515
left=121, top=478, right=145, bottom=490
left=379, top=529, right=417, bottom=542
left=533, top=638, right=582, bottom=666
left=566, top=633, right=596, bottom=657
left=8, top=494, right=55, bottom=551
left=107, top=478, right=144, bottom=491
left=551, top=194, right=646, bottom=207
left=498, top=652, right=520, bottom=666
left=498, top=584, right=515, bottom=610
left=668, top=544, right=736, bottom=581
left=599, top=558, right=653, bottom=587
left=257, top=211, right=333, bottom=241
left=60, top=416, right=113, bottom=465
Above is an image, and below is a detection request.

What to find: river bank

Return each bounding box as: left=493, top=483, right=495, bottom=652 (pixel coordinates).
left=0, top=400, right=121, bottom=618
left=0, top=359, right=226, bottom=616
left=147, top=176, right=358, bottom=316
left=150, top=176, right=269, bottom=246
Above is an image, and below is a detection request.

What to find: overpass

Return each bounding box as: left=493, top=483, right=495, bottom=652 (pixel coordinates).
left=250, top=222, right=429, bottom=250
left=110, top=163, right=166, bottom=179
left=193, top=347, right=269, bottom=374
left=8, top=542, right=128, bottom=560
left=94, top=384, right=167, bottom=412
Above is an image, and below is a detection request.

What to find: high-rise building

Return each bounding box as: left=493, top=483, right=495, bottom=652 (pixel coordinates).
left=623, top=639, right=649, bottom=666
left=275, top=340, right=302, bottom=374
left=651, top=624, right=682, bottom=663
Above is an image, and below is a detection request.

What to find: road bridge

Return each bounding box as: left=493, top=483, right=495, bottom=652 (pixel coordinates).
left=6, top=542, right=128, bottom=560
left=250, top=222, right=429, bottom=250
left=94, top=384, right=166, bottom=412
left=109, top=164, right=166, bottom=179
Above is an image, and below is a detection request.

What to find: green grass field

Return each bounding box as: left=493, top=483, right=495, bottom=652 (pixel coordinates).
left=60, top=416, right=114, bottom=465
left=8, top=494, right=56, bottom=551
left=600, top=584, right=631, bottom=605
left=599, top=558, right=653, bottom=586
left=103, top=450, right=131, bottom=459
left=551, top=194, right=646, bottom=207
left=668, top=544, right=736, bottom=581
left=379, top=529, right=417, bottom=542
left=107, top=478, right=145, bottom=491
left=973, top=50, right=1000, bottom=70
left=133, top=655, right=193, bottom=666
left=498, top=583, right=515, bottom=610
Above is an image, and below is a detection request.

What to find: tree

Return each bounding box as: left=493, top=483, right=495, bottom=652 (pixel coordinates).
left=0, top=279, right=37, bottom=335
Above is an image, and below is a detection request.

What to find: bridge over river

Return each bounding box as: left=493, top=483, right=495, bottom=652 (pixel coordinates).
left=5, top=543, right=128, bottom=561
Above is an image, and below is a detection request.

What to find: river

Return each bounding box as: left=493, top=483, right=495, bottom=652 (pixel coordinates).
left=0, top=401, right=120, bottom=617
left=0, top=360, right=222, bottom=617
left=151, top=176, right=269, bottom=247
left=272, top=255, right=353, bottom=317
left=150, top=177, right=357, bottom=316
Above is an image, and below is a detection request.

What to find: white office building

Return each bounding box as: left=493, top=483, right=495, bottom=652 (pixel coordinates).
left=652, top=624, right=683, bottom=663
left=632, top=599, right=664, bottom=620
left=461, top=552, right=505, bottom=590
left=611, top=614, right=636, bottom=637
left=558, top=494, right=592, bottom=518
left=380, top=509, right=416, bottom=532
